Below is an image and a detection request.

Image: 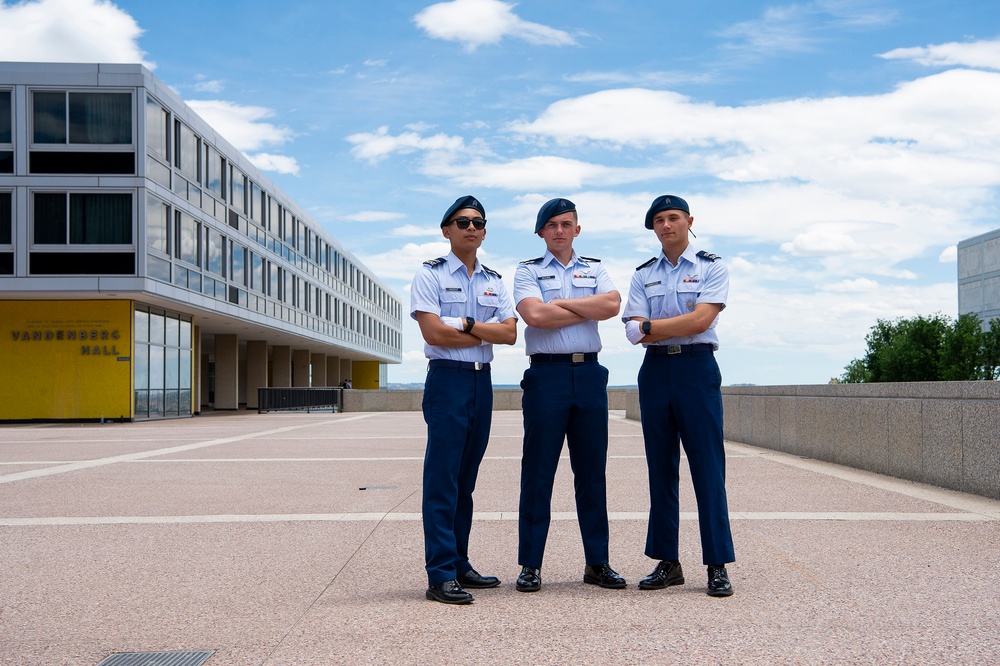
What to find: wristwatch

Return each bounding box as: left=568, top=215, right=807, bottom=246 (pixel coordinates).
left=641, top=320, right=652, bottom=335
left=464, top=316, right=476, bottom=333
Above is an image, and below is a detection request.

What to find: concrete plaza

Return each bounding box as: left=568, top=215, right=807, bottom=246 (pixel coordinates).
left=1, top=410, right=998, bottom=665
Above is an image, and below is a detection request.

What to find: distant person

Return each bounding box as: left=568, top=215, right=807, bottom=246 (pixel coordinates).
left=513, top=198, right=625, bottom=593
left=409, top=195, right=518, bottom=604
left=342, top=379, right=352, bottom=389
left=623, top=194, right=736, bottom=597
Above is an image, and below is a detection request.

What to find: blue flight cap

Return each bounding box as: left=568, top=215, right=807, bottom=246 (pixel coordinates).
left=441, top=195, right=486, bottom=227
left=644, top=195, right=690, bottom=229
left=535, top=197, right=576, bottom=233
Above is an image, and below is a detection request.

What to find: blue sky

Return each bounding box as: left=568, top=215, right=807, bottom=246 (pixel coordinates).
left=3, top=0, right=1000, bottom=386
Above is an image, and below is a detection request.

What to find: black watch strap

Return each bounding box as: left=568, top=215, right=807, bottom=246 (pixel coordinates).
left=641, top=320, right=652, bottom=335
left=464, top=316, right=476, bottom=333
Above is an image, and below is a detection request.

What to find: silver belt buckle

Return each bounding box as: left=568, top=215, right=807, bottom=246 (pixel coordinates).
left=666, top=345, right=681, bottom=355
left=474, top=362, right=484, bottom=371
left=571, top=353, right=584, bottom=363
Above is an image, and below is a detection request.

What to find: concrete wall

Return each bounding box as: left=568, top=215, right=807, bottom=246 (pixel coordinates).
left=719, top=382, right=1000, bottom=499
left=343, top=388, right=631, bottom=414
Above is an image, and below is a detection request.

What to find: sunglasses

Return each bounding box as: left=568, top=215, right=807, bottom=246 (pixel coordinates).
left=451, top=216, right=487, bottom=230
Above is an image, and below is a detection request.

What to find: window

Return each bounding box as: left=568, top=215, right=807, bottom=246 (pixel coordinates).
left=0, top=192, right=11, bottom=244
left=205, top=145, right=224, bottom=199
left=175, top=210, right=200, bottom=266
left=134, top=306, right=192, bottom=419
left=33, top=91, right=132, bottom=144
left=249, top=182, right=263, bottom=226
left=230, top=165, right=246, bottom=214
left=175, top=122, right=199, bottom=181
left=0, top=90, right=10, bottom=174
left=146, top=96, right=169, bottom=161
left=146, top=194, right=169, bottom=253
left=230, top=241, right=246, bottom=286
left=207, top=227, right=225, bottom=277
left=33, top=192, right=132, bottom=245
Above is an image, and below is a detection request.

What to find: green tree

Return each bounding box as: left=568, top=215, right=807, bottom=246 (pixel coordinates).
left=840, top=312, right=997, bottom=383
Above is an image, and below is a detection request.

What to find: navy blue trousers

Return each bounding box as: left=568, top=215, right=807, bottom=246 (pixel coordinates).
left=421, top=365, right=493, bottom=586
left=638, top=349, right=735, bottom=565
left=518, top=360, right=611, bottom=568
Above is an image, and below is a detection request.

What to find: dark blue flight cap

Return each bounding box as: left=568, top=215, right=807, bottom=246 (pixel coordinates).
left=440, top=195, right=486, bottom=227
left=535, top=197, right=576, bottom=233
left=644, top=195, right=690, bottom=229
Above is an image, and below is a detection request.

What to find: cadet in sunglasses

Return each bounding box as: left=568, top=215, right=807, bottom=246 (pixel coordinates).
left=410, top=195, right=518, bottom=605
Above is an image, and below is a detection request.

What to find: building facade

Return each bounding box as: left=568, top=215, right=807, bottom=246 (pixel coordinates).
left=958, top=228, right=1000, bottom=330
left=0, top=63, right=401, bottom=421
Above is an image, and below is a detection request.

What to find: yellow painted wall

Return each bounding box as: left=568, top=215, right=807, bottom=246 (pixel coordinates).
left=352, top=361, right=381, bottom=389
left=0, top=300, right=133, bottom=420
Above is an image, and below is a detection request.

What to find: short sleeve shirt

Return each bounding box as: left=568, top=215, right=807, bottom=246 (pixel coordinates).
left=514, top=250, right=617, bottom=355
left=622, top=245, right=728, bottom=349
left=410, top=251, right=517, bottom=362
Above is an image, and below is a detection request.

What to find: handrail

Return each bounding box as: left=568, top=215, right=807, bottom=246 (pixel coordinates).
left=257, top=387, right=343, bottom=413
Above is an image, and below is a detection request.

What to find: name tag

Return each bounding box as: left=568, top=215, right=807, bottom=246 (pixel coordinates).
left=644, top=281, right=661, bottom=287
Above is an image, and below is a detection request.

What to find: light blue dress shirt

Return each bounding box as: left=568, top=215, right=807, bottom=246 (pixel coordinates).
left=514, top=250, right=617, bottom=355
left=410, top=251, right=517, bottom=362
left=622, top=245, right=728, bottom=349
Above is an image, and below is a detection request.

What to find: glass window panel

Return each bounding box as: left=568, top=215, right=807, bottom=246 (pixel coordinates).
left=146, top=194, right=168, bottom=253
left=179, top=349, right=192, bottom=389
left=149, top=344, right=164, bottom=388
left=149, top=312, right=165, bottom=345
left=230, top=166, right=246, bottom=214
left=134, top=390, right=149, bottom=419
left=134, top=309, right=149, bottom=343
left=165, top=315, right=179, bottom=347
left=249, top=182, right=262, bottom=225
left=33, top=91, right=66, bottom=143
left=207, top=228, right=224, bottom=277
left=175, top=122, right=199, bottom=180
left=165, top=347, right=179, bottom=389
left=0, top=90, right=10, bottom=143
left=134, top=343, right=149, bottom=389
left=69, top=93, right=131, bottom=144
left=231, top=241, right=246, bottom=286
left=33, top=193, right=67, bottom=244
left=69, top=193, right=132, bottom=244
left=179, top=389, right=191, bottom=414
left=205, top=145, right=224, bottom=199
left=149, top=389, right=164, bottom=417
left=165, top=389, right=179, bottom=416
left=180, top=319, right=191, bottom=349
left=145, top=96, right=168, bottom=159
left=251, top=252, right=263, bottom=293
left=188, top=270, right=201, bottom=292
left=176, top=211, right=200, bottom=266
left=0, top=191, right=11, bottom=244
left=268, top=197, right=279, bottom=233
left=284, top=215, right=295, bottom=246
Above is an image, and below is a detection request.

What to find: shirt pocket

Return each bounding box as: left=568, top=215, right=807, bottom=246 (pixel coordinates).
left=676, top=283, right=701, bottom=313
left=644, top=282, right=668, bottom=315
left=539, top=279, right=562, bottom=301
left=440, top=288, right=466, bottom=317
left=571, top=276, right=598, bottom=290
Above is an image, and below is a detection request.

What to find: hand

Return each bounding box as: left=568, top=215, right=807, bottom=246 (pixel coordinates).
left=440, top=316, right=465, bottom=331
left=625, top=320, right=645, bottom=345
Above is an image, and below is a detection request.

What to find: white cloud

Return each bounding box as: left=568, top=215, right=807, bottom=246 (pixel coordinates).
left=414, top=0, right=576, bottom=51
left=247, top=153, right=300, bottom=175
left=880, top=39, right=1000, bottom=71
left=823, top=278, right=880, bottom=293
left=346, top=125, right=465, bottom=162
left=193, top=77, right=224, bottom=93
left=0, top=0, right=152, bottom=67
left=939, top=245, right=958, bottom=263
left=186, top=100, right=294, bottom=152
left=345, top=211, right=408, bottom=223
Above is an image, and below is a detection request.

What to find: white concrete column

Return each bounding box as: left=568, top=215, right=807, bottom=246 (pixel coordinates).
left=340, top=359, right=352, bottom=386
left=200, top=351, right=211, bottom=409
left=246, top=340, right=268, bottom=409
left=193, top=325, right=202, bottom=414
left=272, top=345, right=291, bottom=387
left=327, top=356, right=341, bottom=387
left=215, top=334, right=239, bottom=410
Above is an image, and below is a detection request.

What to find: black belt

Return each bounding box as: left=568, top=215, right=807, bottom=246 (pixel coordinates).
left=530, top=352, right=598, bottom=364
left=646, top=344, right=714, bottom=355
left=428, top=359, right=490, bottom=371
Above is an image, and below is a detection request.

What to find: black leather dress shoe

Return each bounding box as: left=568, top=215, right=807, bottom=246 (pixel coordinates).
left=426, top=579, right=474, bottom=604
left=638, top=559, right=685, bottom=590
left=515, top=566, right=541, bottom=592
left=707, top=565, right=734, bottom=597
left=583, top=563, right=626, bottom=589
left=457, top=568, right=501, bottom=589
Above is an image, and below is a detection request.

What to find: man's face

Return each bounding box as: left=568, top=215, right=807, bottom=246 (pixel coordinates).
left=537, top=211, right=580, bottom=254
left=651, top=209, right=692, bottom=250
left=442, top=207, right=486, bottom=251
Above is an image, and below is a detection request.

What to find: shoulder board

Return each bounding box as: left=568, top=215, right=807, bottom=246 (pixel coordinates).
left=519, top=257, right=543, bottom=265
left=423, top=257, right=446, bottom=267
left=579, top=256, right=601, bottom=263
left=635, top=257, right=656, bottom=270
left=696, top=250, right=721, bottom=262
left=482, top=264, right=502, bottom=279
